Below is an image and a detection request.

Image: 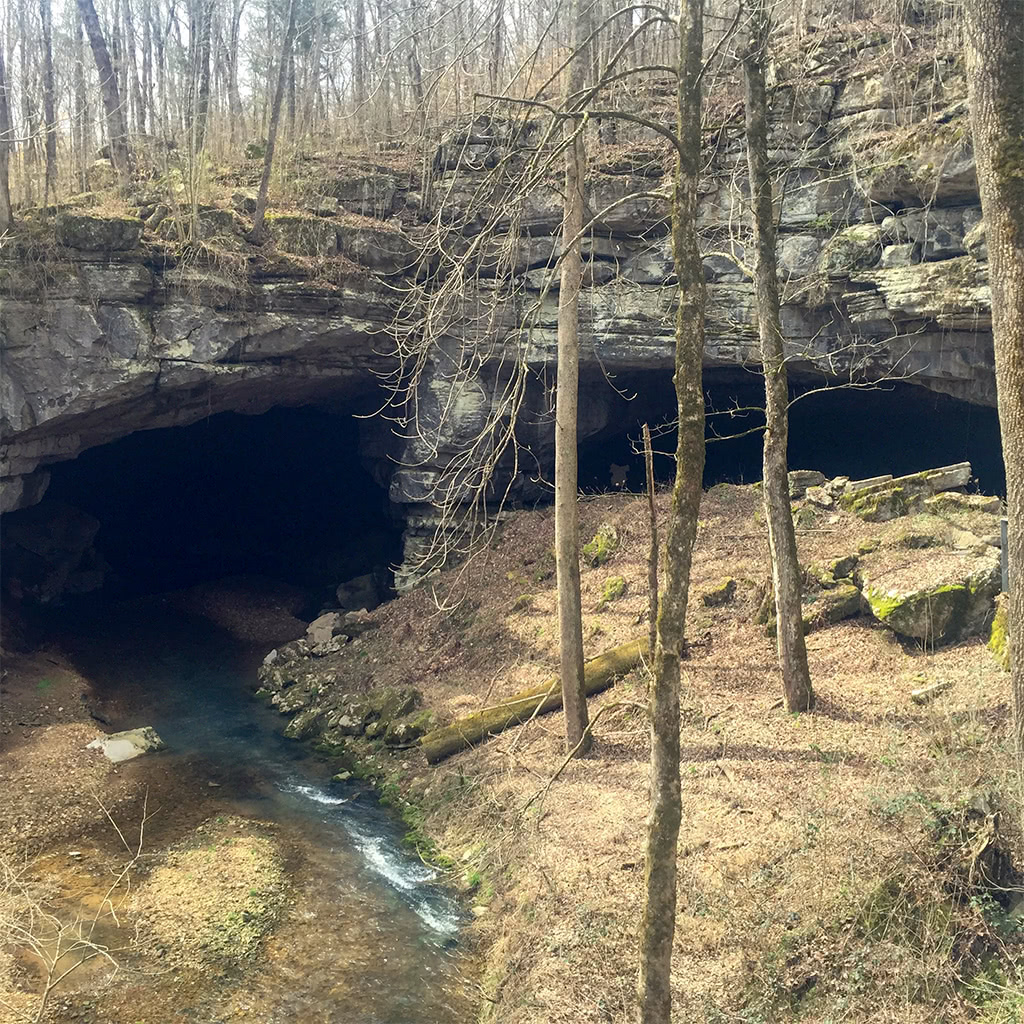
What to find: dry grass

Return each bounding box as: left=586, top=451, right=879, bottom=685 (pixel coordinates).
left=328, top=483, right=1022, bottom=1023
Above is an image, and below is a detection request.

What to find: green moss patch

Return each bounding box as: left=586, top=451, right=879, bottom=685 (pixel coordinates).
left=582, top=523, right=619, bottom=567
left=989, top=594, right=1010, bottom=672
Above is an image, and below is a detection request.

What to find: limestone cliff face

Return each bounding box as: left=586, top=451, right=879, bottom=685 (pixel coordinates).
left=0, top=40, right=994, bottom=581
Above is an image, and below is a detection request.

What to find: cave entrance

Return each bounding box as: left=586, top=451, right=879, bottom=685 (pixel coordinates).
left=5, top=406, right=402, bottom=611
left=577, top=370, right=1005, bottom=496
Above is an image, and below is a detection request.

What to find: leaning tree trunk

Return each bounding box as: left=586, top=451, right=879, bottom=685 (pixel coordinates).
left=743, top=0, right=814, bottom=713
left=77, top=0, right=131, bottom=175
left=637, top=1, right=705, bottom=1020
left=965, top=1, right=1024, bottom=773
left=250, top=0, right=297, bottom=242
left=554, top=0, right=591, bottom=756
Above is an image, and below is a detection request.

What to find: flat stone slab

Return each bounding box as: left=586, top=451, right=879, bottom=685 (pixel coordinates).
left=87, top=726, right=166, bottom=763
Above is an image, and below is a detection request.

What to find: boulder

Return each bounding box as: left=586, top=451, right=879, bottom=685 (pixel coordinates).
left=818, top=224, right=882, bottom=275
left=964, top=220, right=987, bottom=261
left=87, top=159, right=117, bottom=190
left=197, top=207, right=243, bottom=239
left=336, top=224, right=416, bottom=273
left=701, top=577, right=736, bottom=607
left=802, top=583, right=862, bottom=632
left=384, top=710, right=436, bottom=747
left=767, top=583, right=862, bottom=636
left=56, top=212, right=143, bottom=251
left=231, top=190, right=258, bottom=215
left=283, top=707, right=328, bottom=740
left=788, top=469, right=826, bottom=499
left=336, top=573, right=382, bottom=612
left=306, top=611, right=344, bottom=646
left=841, top=463, right=972, bottom=521
left=805, top=485, right=834, bottom=508
left=923, top=492, right=1002, bottom=516
left=862, top=561, right=1000, bottom=644
left=87, top=726, right=165, bottom=763
left=1, top=500, right=104, bottom=603
left=265, top=213, right=337, bottom=257
left=777, top=234, right=821, bottom=279
left=879, top=243, right=919, bottom=269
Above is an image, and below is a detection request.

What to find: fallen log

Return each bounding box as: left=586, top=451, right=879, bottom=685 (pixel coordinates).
left=419, top=637, right=648, bottom=764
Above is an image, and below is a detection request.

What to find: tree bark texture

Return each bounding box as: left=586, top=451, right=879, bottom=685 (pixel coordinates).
left=743, top=0, right=814, bottom=713
left=77, top=0, right=131, bottom=175
left=637, top=1, right=705, bottom=1020
left=554, top=0, right=591, bottom=757
left=39, top=0, right=57, bottom=203
left=644, top=422, right=659, bottom=660
left=964, top=1, right=1024, bottom=766
left=0, top=47, right=13, bottom=231
left=250, top=0, right=297, bottom=242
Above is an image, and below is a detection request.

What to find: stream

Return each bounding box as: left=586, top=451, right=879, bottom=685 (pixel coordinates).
left=54, top=591, right=475, bottom=1023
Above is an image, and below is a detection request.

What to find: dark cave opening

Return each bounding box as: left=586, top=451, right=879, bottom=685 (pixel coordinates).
left=577, top=371, right=1005, bottom=497
left=6, top=406, right=403, bottom=608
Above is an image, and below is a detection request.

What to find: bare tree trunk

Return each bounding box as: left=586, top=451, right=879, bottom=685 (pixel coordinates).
left=227, top=0, right=245, bottom=147
left=77, top=0, right=131, bottom=175
left=353, top=0, right=367, bottom=116
left=743, top=0, right=814, bottom=713
left=123, top=0, right=146, bottom=136
left=407, top=1, right=426, bottom=136
left=39, top=0, right=57, bottom=203
left=0, top=47, right=13, bottom=231
left=554, top=0, right=591, bottom=757
left=644, top=422, right=658, bottom=661
left=18, top=0, right=37, bottom=205
left=489, top=0, right=505, bottom=92
left=250, top=0, right=297, bottom=242
left=74, top=22, right=91, bottom=188
left=965, top=0, right=1024, bottom=781
left=637, top=1, right=705, bottom=1020
left=141, top=0, right=152, bottom=134
left=195, top=0, right=213, bottom=151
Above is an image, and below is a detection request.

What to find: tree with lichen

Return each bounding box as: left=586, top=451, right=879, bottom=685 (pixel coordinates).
left=554, top=0, right=592, bottom=758
left=742, top=0, right=814, bottom=713
left=637, top=0, right=706, bottom=1019
left=964, top=0, right=1024, bottom=783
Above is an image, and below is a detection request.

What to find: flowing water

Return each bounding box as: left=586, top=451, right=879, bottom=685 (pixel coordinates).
left=55, top=593, right=475, bottom=1023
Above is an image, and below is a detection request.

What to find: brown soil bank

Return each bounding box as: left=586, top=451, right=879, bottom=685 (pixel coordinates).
left=270, top=480, right=1022, bottom=1023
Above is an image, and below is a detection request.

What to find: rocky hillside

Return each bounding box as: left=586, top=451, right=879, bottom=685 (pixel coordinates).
left=0, top=24, right=995, bottom=586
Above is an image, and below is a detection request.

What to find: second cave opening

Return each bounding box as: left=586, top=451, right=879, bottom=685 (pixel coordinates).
left=576, top=370, right=1005, bottom=497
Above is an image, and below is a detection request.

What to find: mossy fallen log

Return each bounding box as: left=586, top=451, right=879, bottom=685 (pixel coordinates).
left=419, top=637, right=648, bottom=764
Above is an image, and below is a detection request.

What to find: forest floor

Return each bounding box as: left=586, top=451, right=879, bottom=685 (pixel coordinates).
left=329, top=480, right=1023, bottom=1024
left=1, top=481, right=1021, bottom=1023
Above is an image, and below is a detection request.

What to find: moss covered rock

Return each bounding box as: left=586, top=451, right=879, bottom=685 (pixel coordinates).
left=863, top=564, right=1000, bottom=644
left=596, top=575, right=627, bottom=610
left=843, top=485, right=922, bottom=522
left=583, top=524, right=619, bottom=567
left=818, top=224, right=883, bottom=275
left=336, top=223, right=416, bottom=273
left=56, top=211, right=143, bottom=250
left=767, top=582, right=861, bottom=636
left=384, top=710, right=436, bottom=747
left=701, top=577, right=736, bottom=607
left=265, top=212, right=337, bottom=257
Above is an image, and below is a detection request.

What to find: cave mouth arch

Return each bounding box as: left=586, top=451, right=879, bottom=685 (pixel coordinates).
left=576, top=370, right=1005, bottom=497
left=15, top=406, right=403, bottom=610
